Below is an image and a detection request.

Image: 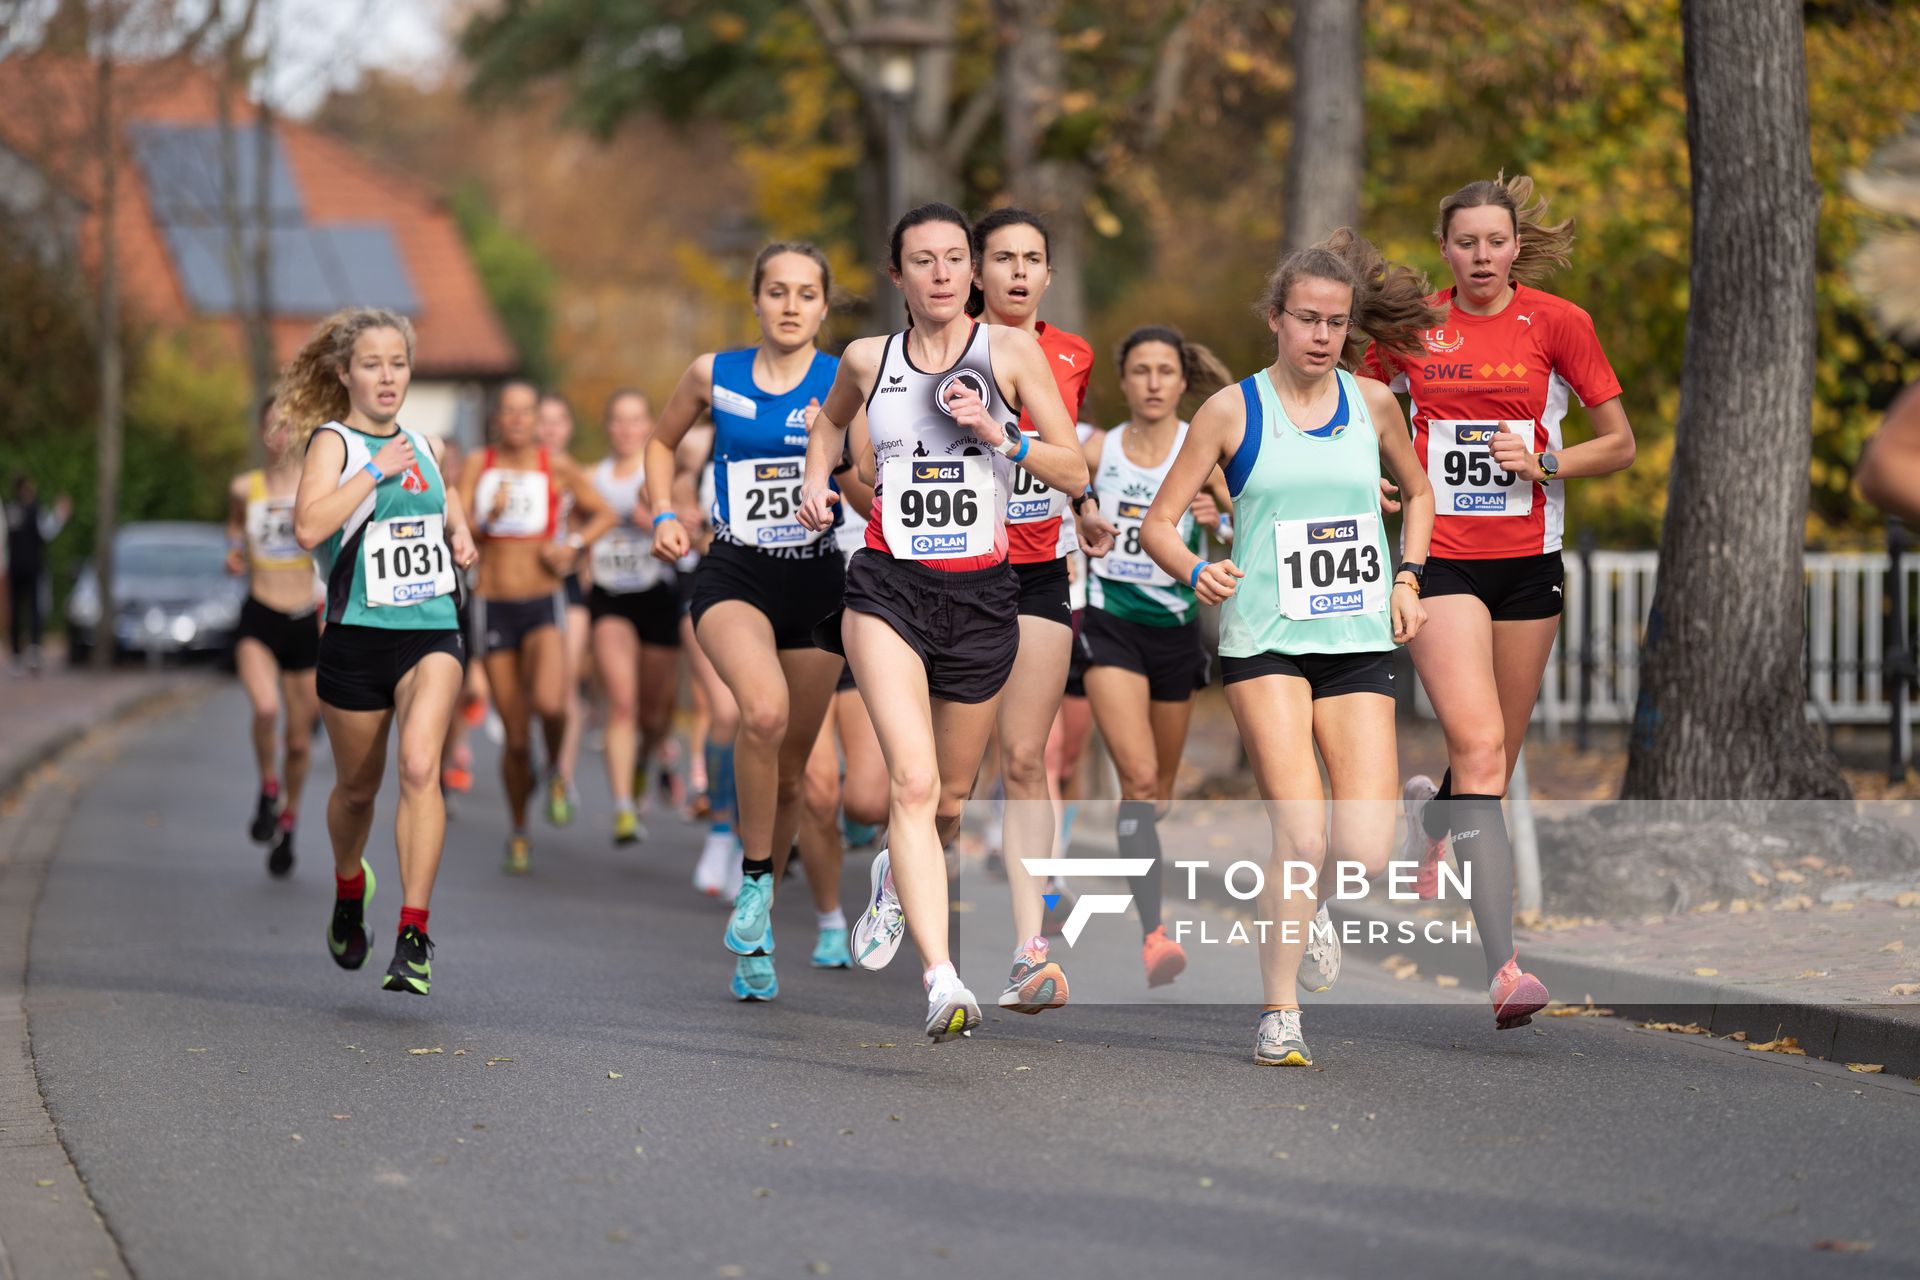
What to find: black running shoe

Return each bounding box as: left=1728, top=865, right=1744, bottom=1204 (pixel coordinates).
left=328, top=859, right=374, bottom=970
left=383, top=925, right=434, bottom=996
left=249, top=789, right=279, bottom=843
left=266, top=827, right=295, bottom=878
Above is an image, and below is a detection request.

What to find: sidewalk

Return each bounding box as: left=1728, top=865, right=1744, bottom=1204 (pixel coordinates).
left=0, top=658, right=213, bottom=802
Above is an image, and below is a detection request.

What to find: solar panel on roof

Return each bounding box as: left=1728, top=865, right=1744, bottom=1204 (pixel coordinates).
left=313, top=224, right=418, bottom=313
left=129, top=124, right=303, bottom=224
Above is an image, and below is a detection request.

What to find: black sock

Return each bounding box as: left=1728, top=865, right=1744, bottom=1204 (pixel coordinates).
left=1422, top=769, right=1454, bottom=841
left=1448, top=794, right=1514, bottom=980
left=742, top=856, right=773, bottom=879
left=1119, top=800, right=1164, bottom=935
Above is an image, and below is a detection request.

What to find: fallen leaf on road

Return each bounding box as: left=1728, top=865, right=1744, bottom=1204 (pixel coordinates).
left=1798, top=855, right=1828, bottom=870
left=330, top=1114, right=350, bottom=1122
left=1795, top=970, right=1829, bottom=979
left=1846, top=1063, right=1885, bottom=1074
left=1642, top=1021, right=1709, bottom=1035
left=1013, top=1066, right=1031, bottom=1072
left=753, top=1188, right=773, bottom=1199
left=34, top=1179, right=54, bottom=1187
left=1727, top=1031, right=1748, bottom=1042
left=1830, top=902, right=1856, bottom=913
left=1747, top=869, right=1771, bottom=887
left=608, top=1231, right=628, bottom=1244
left=1693, top=968, right=1720, bottom=977
left=485, top=1057, right=513, bottom=1066
left=1814, top=1240, right=1873, bottom=1253
left=1691, top=900, right=1722, bottom=914
left=1775, top=869, right=1806, bottom=884
left=1747, top=1036, right=1807, bottom=1056
left=806, top=1263, right=831, bottom=1276
left=607, top=1072, right=623, bottom=1080
left=1271, top=1151, right=1289, bottom=1159
left=186, top=1047, right=208, bottom=1053
left=453, top=1049, right=468, bottom=1056
left=1198, top=1176, right=1214, bottom=1188
left=1773, top=895, right=1815, bottom=911
left=1889, top=983, right=1920, bottom=997
left=1894, top=891, right=1920, bottom=909
left=1729, top=900, right=1752, bottom=915
left=1546, top=1000, right=1615, bottom=1018
left=289, top=1134, right=302, bottom=1142
left=889, top=1115, right=901, bottom=1122
left=1881, top=940, right=1906, bottom=954
left=407, top=1047, right=443, bottom=1056
left=634, top=1146, right=644, bottom=1156
left=1434, top=975, right=1460, bottom=989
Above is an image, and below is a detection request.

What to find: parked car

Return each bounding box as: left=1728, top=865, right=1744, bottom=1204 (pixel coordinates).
left=65, top=522, right=247, bottom=665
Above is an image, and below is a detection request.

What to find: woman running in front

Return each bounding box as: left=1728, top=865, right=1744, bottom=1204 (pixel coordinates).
left=647, top=242, right=847, bottom=1003
left=796, top=202, right=1089, bottom=1042
left=537, top=391, right=594, bottom=825
left=587, top=389, right=682, bottom=846
left=459, top=382, right=616, bottom=874
left=1143, top=231, right=1437, bottom=1065
left=1361, top=175, right=1635, bottom=1029
left=286, top=307, right=477, bottom=995
left=966, top=207, right=1093, bottom=1015
left=226, top=395, right=321, bottom=878
left=1074, top=326, right=1234, bottom=988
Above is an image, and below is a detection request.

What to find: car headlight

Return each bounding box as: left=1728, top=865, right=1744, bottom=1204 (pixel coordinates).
left=68, top=582, right=100, bottom=627
left=194, top=596, right=241, bottom=630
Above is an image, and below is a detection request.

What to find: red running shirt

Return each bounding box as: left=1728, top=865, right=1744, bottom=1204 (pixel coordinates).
left=1006, top=322, right=1094, bottom=564
left=1360, top=284, right=1621, bottom=560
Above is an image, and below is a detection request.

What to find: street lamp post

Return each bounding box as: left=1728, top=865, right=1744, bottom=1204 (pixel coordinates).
left=852, top=2, right=943, bottom=330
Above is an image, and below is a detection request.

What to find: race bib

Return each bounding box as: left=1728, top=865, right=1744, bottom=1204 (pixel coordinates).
left=1005, top=465, right=1063, bottom=525
left=725, top=457, right=820, bottom=548
left=1097, top=491, right=1186, bottom=588
left=881, top=455, right=996, bottom=560
left=248, top=496, right=300, bottom=563
left=1429, top=420, right=1534, bottom=517
left=475, top=469, right=550, bottom=537
left=362, top=512, right=455, bottom=608
left=1274, top=512, right=1385, bottom=620
left=590, top=526, right=665, bottom=593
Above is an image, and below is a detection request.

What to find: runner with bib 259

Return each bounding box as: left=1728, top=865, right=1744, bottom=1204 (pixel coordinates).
left=1360, top=174, right=1636, bottom=1031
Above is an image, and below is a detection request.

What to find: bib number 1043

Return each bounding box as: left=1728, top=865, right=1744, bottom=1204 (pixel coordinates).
left=1274, top=512, right=1384, bottom=619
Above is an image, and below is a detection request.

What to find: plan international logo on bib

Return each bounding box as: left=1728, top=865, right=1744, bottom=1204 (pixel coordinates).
left=1311, top=590, right=1366, bottom=615
left=1454, top=493, right=1508, bottom=512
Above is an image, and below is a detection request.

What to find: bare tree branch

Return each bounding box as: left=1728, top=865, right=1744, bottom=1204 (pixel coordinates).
left=1142, top=0, right=1204, bottom=149
left=798, top=0, right=870, bottom=91
left=940, top=73, right=996, bottom=173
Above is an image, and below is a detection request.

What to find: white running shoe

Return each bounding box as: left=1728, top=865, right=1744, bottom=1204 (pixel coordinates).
left=1304, top=901, right=1342, bottom=993
left=693, top=829, right=736, bottom=897
left=850, top=848, right=906, bottom=972
left=1254, top=1008, right=1311, bottom=1066
left=925, top=968, right=981, bottom=1042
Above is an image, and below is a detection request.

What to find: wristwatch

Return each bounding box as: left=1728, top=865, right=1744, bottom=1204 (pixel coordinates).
left=995, top=425, right=1024, bottom=458
left=565, top=532, right=586, bottom=551
left=1071, top=486, right=1098, bottom=513
left=1537, top=450, right=1560, bottom=479
left=1396, top=560, right=1426, bottom=593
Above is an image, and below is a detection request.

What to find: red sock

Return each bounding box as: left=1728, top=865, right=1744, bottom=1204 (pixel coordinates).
left=399, top=906, right=430, bottom=935
left=262, top=778, right=280, bottom=799
left=336, top=868, right=365, bottom=901
left=278, top=809, right=297, bottom=832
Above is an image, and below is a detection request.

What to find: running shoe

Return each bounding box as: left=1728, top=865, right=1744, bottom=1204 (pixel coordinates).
left=266, top=826, right=295, bottom=879
left=382, top=924, right=433, bottom=996
left=1254, top=1008, right=1311, bottom=1066
left=504, top=833, right=532, bottom=876
left=441, top=764, right=473, bottom=793
left=693, top=829, right=735, bottom=896
left=1490, top=952, right=1550, bottom=1030
left=724, top=873, right=774, bottom=956
left=613, top=809, right=645, bottom=847
left=1142, top=924, right=1186, bottom=988
left=545, top=775, right=575, bottom=828
left=997, top=935, right=1069, bottom=1015
left=811, top=926, right=852, bottom=969
left=248, top=788, right=279, bottom=843
left=731, top=955, right=778, bottom=1001
left=850, top=848, right=905, bottom=972
left=1303, top=902, right=1342, bottom=993
left=1403, top=774, right=1451, bottom=899
left=327, top=859, right=375, bottom=971
left=925, top=970, right=982, bottom=1042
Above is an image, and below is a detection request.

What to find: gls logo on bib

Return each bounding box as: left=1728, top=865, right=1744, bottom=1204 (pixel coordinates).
left=1307, top=519, right=1357, bottom=543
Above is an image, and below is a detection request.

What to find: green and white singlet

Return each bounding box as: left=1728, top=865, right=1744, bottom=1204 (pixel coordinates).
left=313, top=421, right=460, bottom=632
left=1218, top=369, right=1394, bottom=659
left=1087, top=420, right=1205, bottom=628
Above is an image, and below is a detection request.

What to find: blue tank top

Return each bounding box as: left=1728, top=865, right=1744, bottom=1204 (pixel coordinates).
left=709, top=347, right=842, bottom=559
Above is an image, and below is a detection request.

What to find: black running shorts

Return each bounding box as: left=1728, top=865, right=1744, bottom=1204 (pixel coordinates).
left=588, top=583, right=682, bottom=648
left=235, top=596, right=319, bottom=672
left=318, top=624, right=466, bottom=712
left=1423, top=552, right=1564, bottom=621
left=1219, top=649, right=1396, bottom=699
left=818, top=549, right=1018, bottom=705
left=691, top=537, right=846, bottom=650
left=475, top=594, right=562, bottom=656
left=1012, top=557, right=1071, bottom=628
left=1077, top=607, right=1209, bottom=702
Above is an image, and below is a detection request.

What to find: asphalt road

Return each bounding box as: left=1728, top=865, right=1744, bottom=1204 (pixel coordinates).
left=23, top=688, right=1920, bottom=1279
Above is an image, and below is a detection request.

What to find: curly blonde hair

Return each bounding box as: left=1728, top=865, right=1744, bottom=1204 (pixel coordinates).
left=1436, top=172, right=1576, bottom=287
left=1254, top=228, right=1445, bottom=369
left=276, top=308, right=418, bottom=450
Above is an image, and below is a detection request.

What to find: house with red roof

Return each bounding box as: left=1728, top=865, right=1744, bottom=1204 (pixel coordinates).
left=0, top=55, right=518, bottom=439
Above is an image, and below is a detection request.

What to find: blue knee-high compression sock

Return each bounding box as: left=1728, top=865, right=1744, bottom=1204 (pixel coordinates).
left=706, top=742, right=737, bottom=824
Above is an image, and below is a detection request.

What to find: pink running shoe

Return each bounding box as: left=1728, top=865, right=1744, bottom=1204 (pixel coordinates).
left=1490, top=952, right=1550, bottom=1030
left=1402, top=775, right=1451, bottom=899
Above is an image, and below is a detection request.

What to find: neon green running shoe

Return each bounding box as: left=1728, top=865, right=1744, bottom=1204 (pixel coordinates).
left=546, top=775, right=575, bottom=828
left=382, top=924, right=433, bottom=996
left=327, top=860, right=375, bottom=970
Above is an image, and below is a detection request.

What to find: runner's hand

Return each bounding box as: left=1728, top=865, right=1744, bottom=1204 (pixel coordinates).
left=1488, top=424, right=1543, bottom=481
left=1194, top=559, right=1244, bottom=606
left=650, top=516, right=690, bottom=563
left=1189, top=491, right=1221, bottom=529
left=1392, top=582, right=1427, bottom=644
left=225, top=547, right=246, bottom=576
left=451, top=528, right=479, bottom=571
left=1077, top=505, right=1117, bottom=558
left=537, top=542, right=576, bottom=577
left=802, top=398, right=822, bottom=432
left=1378, top=477, right=1401, bottom=514
left=797, top=484, right=841, bottom=532
left=371, top=435, right=416, bottom=482
left=944, top=384, right=1003, bottom=449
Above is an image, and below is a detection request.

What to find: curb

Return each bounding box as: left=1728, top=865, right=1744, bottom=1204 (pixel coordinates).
left=0, top=674, right=200, bottom=804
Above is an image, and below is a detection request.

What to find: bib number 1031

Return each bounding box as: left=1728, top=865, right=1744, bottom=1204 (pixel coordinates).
left=363, top=513, right=455, bottom=607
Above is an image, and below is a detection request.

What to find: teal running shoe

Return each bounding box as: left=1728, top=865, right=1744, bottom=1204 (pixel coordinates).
left=327, top=859, right=375, bottom=970
left=842, top=817, right=880, bottom=849
left=382, top=924, right=433, bottom=996
left=723, top=872, right=774, bottom=956
left=731, top=955, right=778, bottom=1002
left=811, top=926, right=851, bottom=969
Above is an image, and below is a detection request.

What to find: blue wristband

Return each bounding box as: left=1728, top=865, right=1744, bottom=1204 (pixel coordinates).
left=1189, top=561, right=1206, bottom=589
left=651, top=511, right=678, bottom=528
left=361, top=461, right=384, bottom=484
left=1011, top=433, right=1030, bottom=463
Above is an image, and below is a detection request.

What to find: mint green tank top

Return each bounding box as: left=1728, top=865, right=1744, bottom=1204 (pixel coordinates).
left=314, top=422, right=460, bottom=631
left=1217, top=369, right=1395, bottom=658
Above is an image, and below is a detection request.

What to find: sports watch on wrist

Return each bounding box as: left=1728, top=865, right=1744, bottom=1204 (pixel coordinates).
left=995, top=425, right=1024, bottom=458
left=1396, top=560, right=1426, bottom=592
left=1538, top=450, right=1560, bottom=479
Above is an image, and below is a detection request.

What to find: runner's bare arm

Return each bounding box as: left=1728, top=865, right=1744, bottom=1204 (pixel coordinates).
left=225, top=476, right=248, bottom=574
left=1859, top=383, right=1920, bottom=522
left=800, top=337, right=883, bottom=529
left=1142, top=384, right=1245, bottom=604
left=985, top=326, right=1090, bottom=494
left=294, top=429, right=410, bottom=550
left=646, top=353, right=717, bottom=523
left=1363, top=378, right=1433, bottom=565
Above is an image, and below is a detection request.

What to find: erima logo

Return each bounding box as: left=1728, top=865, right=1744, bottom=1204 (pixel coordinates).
left=1307, top=519, right=1357, bottom=543
left=1455, top=427, right=1496, bottom=445
left=879, top=374, right=908, bottom=394
left=914, top=461, right=965, bottom=483
left=911, top=533, right=969, bottom=555
left=753, top=461, right=801, bottom=482
left=1018, top=858, right=1154, bottom=945
left=386, top=519, right=427, bottom=540
left=1117, top=501, right=1149, bottom=521
left=1454, top=493, right=1507, bottom=512
left=392, top=582, right=438, bottom=602
left=1311, top=591, right=1366, bottom=614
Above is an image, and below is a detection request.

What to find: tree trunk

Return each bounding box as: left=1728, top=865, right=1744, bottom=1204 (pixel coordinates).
left=91, top=24, right=122, bottom=672
left=1282, top=0, right=1364, bottom=252
left=994, top=0, right=1087, bottom=336
left=1620, top=0, right=1847, bottom=800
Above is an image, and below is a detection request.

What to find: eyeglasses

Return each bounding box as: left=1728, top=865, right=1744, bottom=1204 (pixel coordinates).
left=1282, top=309, right=1350, bottom=333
